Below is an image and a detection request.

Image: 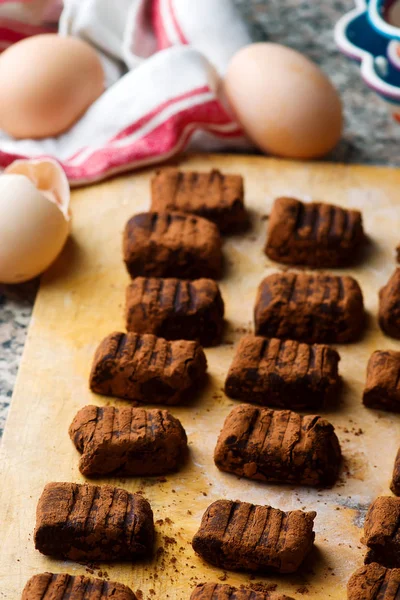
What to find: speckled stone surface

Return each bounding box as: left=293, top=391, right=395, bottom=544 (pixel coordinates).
left=1, top=0, right=400, bottom=438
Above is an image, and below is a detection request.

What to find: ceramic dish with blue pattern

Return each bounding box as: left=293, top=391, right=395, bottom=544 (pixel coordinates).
left=335, top=0, right=400, bottom=120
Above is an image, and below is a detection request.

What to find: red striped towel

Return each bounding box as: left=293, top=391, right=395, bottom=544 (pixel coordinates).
left=0, top=0, right=252, bottom=184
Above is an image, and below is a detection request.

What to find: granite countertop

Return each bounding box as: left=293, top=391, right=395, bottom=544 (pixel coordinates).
left=1, top=0, right=400, bottom=437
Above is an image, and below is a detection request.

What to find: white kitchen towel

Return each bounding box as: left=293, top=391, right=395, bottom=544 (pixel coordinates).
left=0, top=0, right=252, bottom=184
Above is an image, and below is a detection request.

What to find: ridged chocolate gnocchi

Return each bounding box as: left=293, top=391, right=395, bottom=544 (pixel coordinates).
left=190, top=583, right=295, bottom=600
left=192, top=499, right=316, bottom=574
left=254, top=271, right=364, bottom=344
left=214, top=404, right=342, bottom=487
left=89, top=332, right=207, bottom=404
left=151, top=168, right=247, bottom=232
left=363, top=350, right=400, bottom=412
left=34, top=482, right=154, bottom=562
left=69, top=405, right=188, bottom=477
left=123, top=211, right=223, bottom=280
left=21, top=573, right=137, bottom=600
left=265, top=197, right=365, bottom=267
left=391, top=449, right=400, bottom=496
left=125, top=277, right=224, bottom=346
left=347, top=563, right=400, bottom=600
left=379, top=269, right=400, bottom=339
left=363, top=496, right=400, bottom=568
left=224, top=335, right=341, bottom=410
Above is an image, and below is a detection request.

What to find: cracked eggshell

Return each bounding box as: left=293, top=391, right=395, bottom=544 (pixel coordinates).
left=0, top=159, right=71, bottom=283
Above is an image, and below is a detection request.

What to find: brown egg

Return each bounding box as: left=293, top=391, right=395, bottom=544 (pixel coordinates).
left=224, top=43, right=343, bottom=159
left=0, top=34, right=104, bottom=139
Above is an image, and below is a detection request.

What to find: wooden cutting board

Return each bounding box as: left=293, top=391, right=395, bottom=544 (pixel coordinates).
left=2, top=153, right=400, bottom=600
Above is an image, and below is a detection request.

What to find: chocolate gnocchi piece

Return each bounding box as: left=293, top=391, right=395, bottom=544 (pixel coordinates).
left=224, top=334, right=341, bottom=410
left=265, top=197, right=365, bottom=267
left=123, top=211, right=223, bottom=280
left=150, top=168, right=247, bottom=233
left=254, top=272, right=364, bottom=344
left=347, top=563, right=400, bottom=600
left=362, top=496, right=400, bottom=568
left=34, top=482, right=154, bottom=562
left=69, top=405, right=188, bottom=477
left=125, top=277, right=224, bottom=347
left=214, top=404, right=341, bottom=487
left=192, top=499, right=316, bottom=574
left=379, top=269, right=400, bottom=339
left=89, top=332, right=207, bottom=405
left=391, top=449, right=400, bottom=496
left=190, top=583, right=295, bottom=600
left=21, top=573, right=137, bottom=600
left=363, top=350, right=400, bottom=412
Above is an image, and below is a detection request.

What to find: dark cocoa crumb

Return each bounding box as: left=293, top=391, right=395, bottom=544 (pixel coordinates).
left=164, top=536, right=177, bottom=545
left=249, top=583, right=277, bottom=593
left=296, top=587, right=309, bottom=594
left=149, top=590, right=156, bottom=596
left=187, top=510, right=192, bottom=515
left=171, top=557, right=177, bottom=564
left=156, top=519, right=164, bottom=525
left=234, top=326, right=251, bottom=334
left=202, top=491, right=208, bottom=496
left=165, top=517, right=173, bottom=525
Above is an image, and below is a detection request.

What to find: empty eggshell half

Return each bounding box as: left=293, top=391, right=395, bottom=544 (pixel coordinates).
left=0, top=159, right=71, bottom=284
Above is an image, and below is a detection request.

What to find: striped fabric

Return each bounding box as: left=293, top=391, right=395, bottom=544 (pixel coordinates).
left=0, top=0, right=252, bottom=184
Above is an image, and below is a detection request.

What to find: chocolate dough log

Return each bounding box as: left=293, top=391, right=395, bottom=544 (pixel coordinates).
left=347, top=563, right=400, bottom=599
left=265, top=197, right=364, bottom=267
left=150, top=168, right=247, bottom=233
left=363, top=496, right=400, bottom=568
left=224, top=334, right=341, bottom=410
left=21, top=573, right=136, bottom=600
left=254, top=271, right=364, bottom=344
left=125, top=277, right=224, bottom=347
left=379, top=269, right=400, bottom=339
left=392, top=449, right=400, bottom=496
left=123, top=211, right=223, bottom=280
left=89, top=332, right=207, bottom=404
left=192, top=499, right=316, bottom=574
left=190, top=583, right=295, bottom=600
left=34, top=482, right=154, bottom=562
left=363, top=350, right=400, bottom=412
left=214, top=405, right=341, bottom=487
left=69, top=405, right=188, bottom=477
